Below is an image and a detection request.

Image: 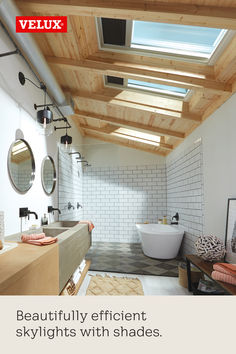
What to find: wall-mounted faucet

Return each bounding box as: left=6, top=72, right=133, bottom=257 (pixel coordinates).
left=68, top=202, right=75, bottom=210
left=19, top=207, right=38, bottom=220
left=77, top=202, right=83, bottom=209
left=171, top=212, right=179, bottom=225
left=48, top=206, right=61, bottom=214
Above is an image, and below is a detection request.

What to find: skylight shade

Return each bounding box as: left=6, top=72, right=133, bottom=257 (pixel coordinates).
left=131, top=21, right=225, bottom=58
left=128, top=79, right=188, bottom=97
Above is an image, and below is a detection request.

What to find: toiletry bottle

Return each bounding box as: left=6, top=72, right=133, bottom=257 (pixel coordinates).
left=163, top=216, right=167, bottom=224
left=41, top=213, right=48, bottom=226
left=158, top=218, right=163, bottom=224
left=29, top=224, right=38, bottom=234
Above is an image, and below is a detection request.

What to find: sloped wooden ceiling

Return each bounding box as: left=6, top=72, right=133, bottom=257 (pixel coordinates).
left=16, top=0, right=236, bottom=156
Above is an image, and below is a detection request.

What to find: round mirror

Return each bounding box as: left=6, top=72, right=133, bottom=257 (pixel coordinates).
left=41, top=156, right=56, bottom=195
left=8, top=139, right=35, bottom=194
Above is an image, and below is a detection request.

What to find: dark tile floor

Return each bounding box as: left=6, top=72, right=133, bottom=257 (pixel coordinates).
left=85, top=242, right=181, bottom=277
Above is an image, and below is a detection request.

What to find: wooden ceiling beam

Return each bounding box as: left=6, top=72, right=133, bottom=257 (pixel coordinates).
left=17, top=1, right=236, bottom=29
left=80, top=124, right=173, bottom=150
left=214, top=36, right=236, bottom=84
left=47, top=56, right=231, bottom=93
left=73, top=92, right=202, bottom=123
left=74, top=110, right=185, bottom=140
left=92, top=52, right=215, bottom=78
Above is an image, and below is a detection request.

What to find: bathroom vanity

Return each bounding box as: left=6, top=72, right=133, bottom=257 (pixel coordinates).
left=0, top=222, right=91, bottom=295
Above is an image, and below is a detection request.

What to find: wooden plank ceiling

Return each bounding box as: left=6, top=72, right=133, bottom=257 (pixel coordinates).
left=16, top=0, right=236, bottom=156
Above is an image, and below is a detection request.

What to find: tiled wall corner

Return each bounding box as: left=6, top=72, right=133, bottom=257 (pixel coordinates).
left=83, top=163, right=167, bottom=243
left=58, top=150, right=83, bottom=221
left=166, top=140, right=204, bottom=256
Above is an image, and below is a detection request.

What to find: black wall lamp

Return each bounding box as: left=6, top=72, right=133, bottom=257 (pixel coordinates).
left=19, top=71, right=54, bottom=136
left=18, top=71, right=73, bottom=147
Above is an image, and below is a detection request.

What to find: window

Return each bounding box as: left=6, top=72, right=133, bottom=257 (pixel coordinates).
left=105, top=76, right=189, bottom=99
left=127, top=79, right=188, bottom=98
left=131, top=21, right=226, bottom=59
left=111, top=127, right=161, bottom=147
left=97, top=18, right=227, bottom=62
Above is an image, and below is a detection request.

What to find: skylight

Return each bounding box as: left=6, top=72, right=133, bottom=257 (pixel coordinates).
left=131, top=21, right=226, bottom=59
left=98, top=18, right=227, bottom=62
left=127, top=79, right=188, bottom=98
left=105, top=76, right=188, bottom=99
left=112, top=127, right=161, bottom=147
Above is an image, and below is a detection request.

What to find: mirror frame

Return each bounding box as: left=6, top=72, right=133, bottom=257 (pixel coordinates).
left=7, top=139, right=35, bottom=194
left=41, top=155, right=57, bottom=195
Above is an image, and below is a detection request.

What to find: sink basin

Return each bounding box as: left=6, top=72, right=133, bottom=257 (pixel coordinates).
left=47, top=221, right=79, bottom=228
left=43, top=227, right=69, bottom=237
left=5, top=221, right=91, bottom=293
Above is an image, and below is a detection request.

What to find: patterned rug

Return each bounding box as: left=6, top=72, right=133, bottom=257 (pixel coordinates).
left=86, top=275, right=144, bottom=296
left=86, top=242, right=180, bottom=277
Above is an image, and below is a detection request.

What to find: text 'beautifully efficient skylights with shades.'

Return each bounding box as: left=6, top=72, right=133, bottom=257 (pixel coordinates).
left=127, top=79, right=188, bottom=98
left=131, top=21, right=226, bottom=59
left=112, top=127, right=161, bottom=147
left=98, top=18, right=227, bottom=62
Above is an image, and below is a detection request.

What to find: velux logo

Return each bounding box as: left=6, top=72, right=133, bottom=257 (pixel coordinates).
left=16, top=16, right=67, bottom=33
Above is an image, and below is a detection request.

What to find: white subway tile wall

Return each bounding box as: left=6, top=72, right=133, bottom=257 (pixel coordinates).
left=83, top=163, right=167, bottom=243
left=58, top=142, right=203, bottom=251
left=166, top=141, right=204, bottom=255
left=58, top=150, right=83, bottom=221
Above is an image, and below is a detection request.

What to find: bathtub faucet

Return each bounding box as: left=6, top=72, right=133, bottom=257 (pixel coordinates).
left=171, top=213, right=179, bottom=225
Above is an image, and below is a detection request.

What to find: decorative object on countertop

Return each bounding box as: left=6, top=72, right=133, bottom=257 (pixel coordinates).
left=225, top=198, right=236, bottom=263
left=162, top=215, right=167, bottom=224
left=79, top=220, right=94, bottom=232
left=0, top=211, right=4, bottom=250
left=195, top=235, right=226, bottom=261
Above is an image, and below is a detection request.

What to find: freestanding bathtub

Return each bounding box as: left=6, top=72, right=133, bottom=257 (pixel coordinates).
left=136, top=224, right=184, bottom=259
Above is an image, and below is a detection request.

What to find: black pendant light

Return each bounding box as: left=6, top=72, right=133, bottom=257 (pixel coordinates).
left=60, top=127, right=72, bottom=152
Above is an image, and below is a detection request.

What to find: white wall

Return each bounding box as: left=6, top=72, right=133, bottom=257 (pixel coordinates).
left=0, top=28, right=83, bottom=236
left=166, top=140, right=204, bottom=255
left=167, top=93, right=236, bottom=242
left=83, top=137, right=166, bottom=167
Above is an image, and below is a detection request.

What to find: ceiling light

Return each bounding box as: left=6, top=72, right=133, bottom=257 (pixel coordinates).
left=60, top=132, right=72, bottom=152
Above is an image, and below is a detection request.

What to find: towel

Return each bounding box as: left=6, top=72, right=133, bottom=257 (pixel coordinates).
left=213, top=263, right=236, bottom=277
left=21, top=233, right=46, bottom=242
left=21, top=233, right=57, bottom=246
left=25, top=237, right=57, bottom=246
left=79, top=220, right=94, bottom=232
left=211, top=270, right=236, bottom=286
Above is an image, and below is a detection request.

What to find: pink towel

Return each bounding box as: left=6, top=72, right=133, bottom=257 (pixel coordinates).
left=211, top=270, right=236, bottom=286
left=21, top=233, right=57, bottom=246
left=79, top=220, right=94, bottom=232
left=25, top=237, right=57, bottom=246
left=213, top=263, right=236, bottom=277
left=21, top=233, right=46, bottom=242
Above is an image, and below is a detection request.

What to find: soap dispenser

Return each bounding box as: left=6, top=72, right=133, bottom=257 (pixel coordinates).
left=41, top=213, right=48, bottom=226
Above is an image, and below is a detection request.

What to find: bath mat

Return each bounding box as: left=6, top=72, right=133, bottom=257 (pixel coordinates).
left=86, top=242, right=180, bottom=277
left=86, top=275, right=144, bottom=296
